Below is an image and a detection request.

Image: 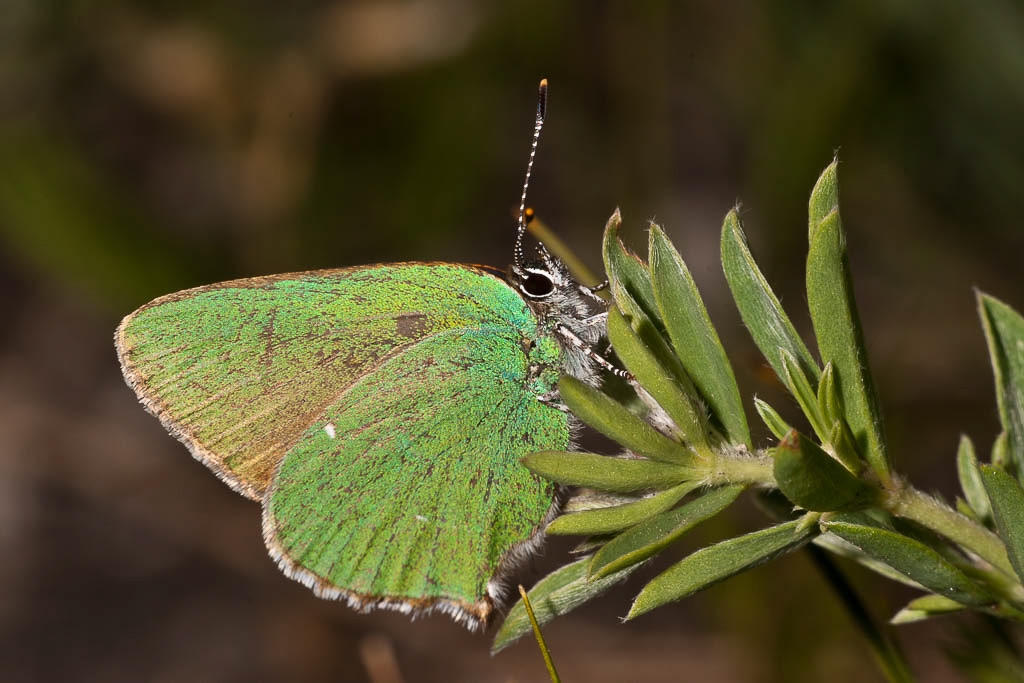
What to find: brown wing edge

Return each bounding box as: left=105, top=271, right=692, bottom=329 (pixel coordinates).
left=113, top=263, right=514, bottom=503
left=114, top=312, right=266, bottom=501
left=260, top=478, right=568, bottom=631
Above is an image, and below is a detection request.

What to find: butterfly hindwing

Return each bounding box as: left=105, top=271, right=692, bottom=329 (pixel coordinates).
left=114, top=263, right=546, bottom=500
left=263, top=326, right=569, bottom=627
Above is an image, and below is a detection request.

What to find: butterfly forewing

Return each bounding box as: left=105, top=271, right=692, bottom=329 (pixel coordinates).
left=115, top=263, right=548, bottom=500
left=263, top=326, right=568, bottom=627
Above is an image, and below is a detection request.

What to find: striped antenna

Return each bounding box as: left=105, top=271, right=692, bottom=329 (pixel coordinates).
left=514, top=78, right=548, bottom=269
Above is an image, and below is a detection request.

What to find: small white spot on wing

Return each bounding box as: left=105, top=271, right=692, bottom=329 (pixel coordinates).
left=324, top=423, right=336, bottom=439
left=415, top=515, right=427, bottom=522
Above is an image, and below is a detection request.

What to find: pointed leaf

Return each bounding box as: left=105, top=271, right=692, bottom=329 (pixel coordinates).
left=806, top=162, right=889, bottom=480
left=957, top=435, right=991, bottom=522
left=590, top=485, right=744, bottom=578
left=822, top=520, right=993, bottom=606
left=817, top=362, right=841, bottom=428
left=980, top=465, right=1024, bottom=583
left=773, top=430, right=874, bottom=511
left=492, top=557, right=638, bottom=653
left=523, top=452, right=692, bottom=493
left=602, top=210, right=660, bottom=327
left=603, top=216, right=706, bottom=448
left=891, top=594, right=967, bottom=624
left=627, top=518, right=816, bottom=619
left=606, top=308, right=709, bottom=451
left=993, top=431, right=1012, bottom=469
left=720, top=209, right=820, bottom=384
left=649, top=224, right=750, bottom=446
left=780, top=349, right=827, bottom=439
left=547, top=482, right=699, bottom=536
left=563, top=491, right=638, bottom=512
left=558, top=376, right=695, bottom=466
left=978, top=293, right=1024, bottom=475
left=754, top=398, right=791, bottom=441
left=814, top=533, right=929, bottom=590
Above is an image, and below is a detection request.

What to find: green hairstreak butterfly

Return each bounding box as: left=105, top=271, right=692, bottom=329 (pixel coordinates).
left=114, top=80, right=616, bottom=629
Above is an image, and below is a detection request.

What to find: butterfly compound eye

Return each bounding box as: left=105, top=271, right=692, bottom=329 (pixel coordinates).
left=520, top=269, right=555, bottom=298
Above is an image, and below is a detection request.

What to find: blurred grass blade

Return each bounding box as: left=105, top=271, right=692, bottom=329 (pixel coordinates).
left=590, top=486, right=745, bottom=578
left=822, top=520, right=993, bottom=606
left=523, top=452, right=692, bottom=493
left=780, top=349, right=828, bottom=440
left=773, top=431, right=874, bottom=512
left=980, top=465, right=1024, bottom=583
left=755, top=398, right=792, bottom=441
left=890, top=594, right=967, bottom=624
left=957, top=435, right=991, bottom=523
left=606, top=308, right=710, bottom=452
left=978, top=293, right=1024, bottom=475
left=517, top=585, right=561, bottom=683
left=547, top=482, right=698, bottom=536
left=627, top=518, right=817, bottom=619
left=806, top=161, right=889, bottom=482
left=558, top=376, right=695, bottom=466
left=720, top=208, right=820, bottom=384
left=650, top=224, right=750, bottom=447
left=526, top=214, right=601, bottom=288
left=492, top=557, right=639, bottom=653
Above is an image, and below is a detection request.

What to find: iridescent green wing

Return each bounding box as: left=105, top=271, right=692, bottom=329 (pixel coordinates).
left=262, top=325, right=569, bottom=628
left=115, top=263, right=537, bottom=500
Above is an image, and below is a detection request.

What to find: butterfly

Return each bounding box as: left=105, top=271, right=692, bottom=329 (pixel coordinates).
left=114, top=80, right=616, bottom=629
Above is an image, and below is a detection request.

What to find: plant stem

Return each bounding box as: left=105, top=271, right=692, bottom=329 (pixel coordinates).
left=806, top=545, right=916, bottom=683
left=887, top=483, right=1015, bottom=577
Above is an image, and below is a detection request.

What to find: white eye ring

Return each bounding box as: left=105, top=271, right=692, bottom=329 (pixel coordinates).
left=519, top=267, right=555, bottom=299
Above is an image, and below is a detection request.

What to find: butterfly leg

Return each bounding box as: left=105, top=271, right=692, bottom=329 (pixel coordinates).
left=536, top=390, right=571, bottom=412
left=578, top=280, right=609, bottom=304
left=555, top=324, right=633, bottom=380
left=581, top=311, right=608, bottom=327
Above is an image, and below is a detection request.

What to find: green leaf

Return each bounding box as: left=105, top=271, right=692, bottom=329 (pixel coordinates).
left=780, top=349, right=827, bottom=439
left=808, top=158, right=840, bottom=237
left=813, top=533, right=930, bottom=590
left=993, top=431, right=1012, bottom=469
left=563, top=491, right=637, bottom=512
left=822, top=520, right=993, bottom=606
left=603, top=216, right=708, bottom=449
left=558, top=376, right=695, bottom=466
left=547, top=482, right=699, bottom=536
left=590, top=486, right=744, bottom=578
left=806, top=161, right=889, bottom=481
left=627, top=518, right=816, bottom=619
left=606, top=308, right=710, bottom=451
left=773, top=431, right=874, bottom=511
left=523, top=452, right=692, bottom=493
left=650, top=224, right=750, bottom=447
left=817, top=362, right=841, bottom=428
left=980, top=465, right=1024, bottom=583
left=978, top=293, right=1024, bottom=475
left=957, top=435, right=991, bottom=523
left=720, top=209, right=820, bottom=385
left=602, top=209, right=661, bottom=328
left=492, top=557, right=638, bottom=653
left=754, top=398, right=791, bottom=441
left=890, top=594, right=967, bottom=624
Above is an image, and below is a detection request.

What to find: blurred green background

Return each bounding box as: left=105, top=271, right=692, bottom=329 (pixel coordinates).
left=2, top=1, right=1023, bottom=681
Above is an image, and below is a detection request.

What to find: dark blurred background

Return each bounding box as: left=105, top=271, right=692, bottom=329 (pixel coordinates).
left=3, top=1, right=1024, bottom=681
